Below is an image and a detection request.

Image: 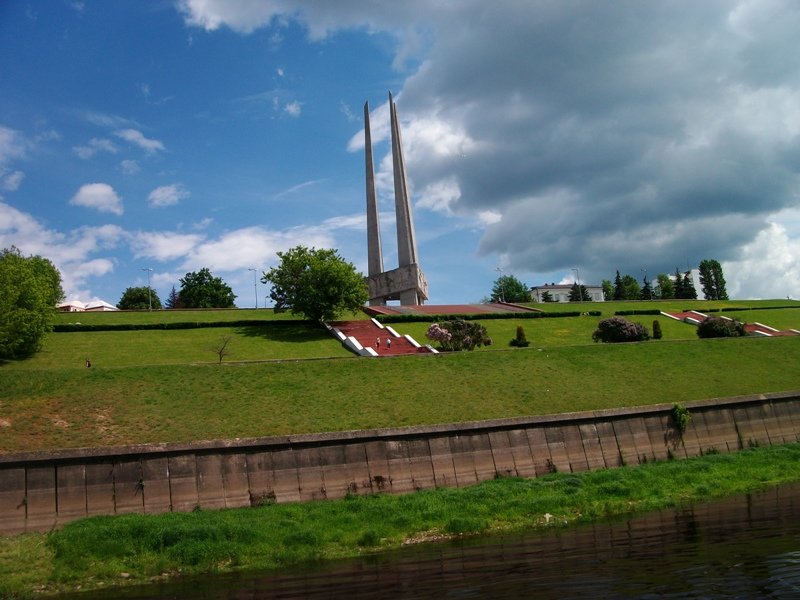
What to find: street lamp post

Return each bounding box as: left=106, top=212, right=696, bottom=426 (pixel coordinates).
left=248, top=268, right=258, bottom=309
left=495, top=267, right=505, bottom=302
left=141, top=268, right=153, bottom=311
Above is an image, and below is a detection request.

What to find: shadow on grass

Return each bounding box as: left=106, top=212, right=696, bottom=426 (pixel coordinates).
left=234, top=323, right=329, bottom=344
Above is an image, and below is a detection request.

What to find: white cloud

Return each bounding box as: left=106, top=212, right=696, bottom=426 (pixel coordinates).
left=130, top=230, right=203, bottom=261
left=148, top=184, right=190, bottom=207
left=179, top=225, right=335, bottom=274
left=2, top=170, right=24, bottom=191
left=284, top=101, right=302, bottom=117
left=120, top=159, right=140, bottom=174
left=69, top=183, right=124, bottom=215
left=73, top=137, right=119, bottom=159
left=114, top=129, right=165, bottom=154
left=0, top=125, right=27, bottom=167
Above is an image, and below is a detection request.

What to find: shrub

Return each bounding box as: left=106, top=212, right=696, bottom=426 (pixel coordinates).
left=671, top=403, right=691, bottom=435
left=592, top=316, right=649, bottom=343
left=426, top=318, right=491, bottom=351
left=652, top=319, right=663, bottom=340
left=696, top=316, right=745, bottom=338
left=509, top=325, right=530, bottom=347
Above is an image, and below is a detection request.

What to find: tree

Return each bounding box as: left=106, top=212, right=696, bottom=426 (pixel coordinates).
left=682, top=272, right=698, bottom=299
left=263, top=246, right=368, bottom=322
left=0, top=247, right=64, bottom=359
left=165, top=285, right=183, bottom=309
left=601, top=279, right=613, bottom=301
left=117, top=286, right=162, bottom=310
left=620, top=274, right=641, bottom=300
left=613, top=270, right=624, bottom=300
left=509, top=324, right=530, bottom=347
left=655, top=273, right=673, bottom=299
left=568, top=283, right=592, bottom=302
left=490, top=274, right=532, bottom=303
left=178, top=268, right=236, bottom=309
left=673, top=268, right=687, bottom=299
left=540, top=290, right=555, bottom=302
left=210, top=335, right=233, bottom=364
left=640, top=275, right=653, bottom=300
left=698, top=259, right=729, bottom=300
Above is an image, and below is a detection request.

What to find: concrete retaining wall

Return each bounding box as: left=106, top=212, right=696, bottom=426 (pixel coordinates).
left=2, top=391, right=798, bottom=535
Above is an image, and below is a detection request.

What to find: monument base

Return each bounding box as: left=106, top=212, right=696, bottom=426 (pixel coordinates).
left=367, top=263, right=428, bottom=306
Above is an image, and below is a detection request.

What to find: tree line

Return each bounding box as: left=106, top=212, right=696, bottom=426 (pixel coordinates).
left=117, top=267, right=237, bottom=310
left=488, top=259, right=729, bottom=303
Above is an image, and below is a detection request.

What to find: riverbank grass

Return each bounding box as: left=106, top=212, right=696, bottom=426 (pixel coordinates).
left=3, top=442, right=799, bottom=599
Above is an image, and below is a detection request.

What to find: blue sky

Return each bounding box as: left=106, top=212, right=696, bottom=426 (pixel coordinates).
left=3, top=1, right=800, bottom=307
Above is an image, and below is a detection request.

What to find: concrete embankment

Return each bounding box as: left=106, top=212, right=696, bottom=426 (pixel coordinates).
left=1, top=391, right=798, bottom=535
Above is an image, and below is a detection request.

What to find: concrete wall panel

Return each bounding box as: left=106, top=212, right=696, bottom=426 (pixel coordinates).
left=245, top=451, right=275, bottom=506
left=629, top=417, right=655, bottom=463
left=562, top=424, right=589, bottom=472
left=595, top=420, right=621, bottom=468
left=344, top=442, right=373, bottom=495
left=220, top=453, right=250, bottom=508
left=771, top=400, right=800, bottom=444
left=56, top=464, right=87, bottom=522
left=611, top=419, right=638, bottom=466
left=114, top=460, right=144, bottom=514
left=385, top=440, right=415, bottom=494
left=141, top=456, right=171, bottom=514
left=578, top=423, right=606, bottom=470
left=543, top=426, right=571, bottom=473
left=467, top=433, right=497, bottom=482
left=318, top=444, right=353, bottom=500
left=26, top=465, right=57, bottom=531
left=168, top=454, right=198, bottom=512
left=85, top=462, right=115, bottom=516
left=526, top=427, right=554, bottom=475
left=488, top=430, right=517, bottom=478
left=271, top=448, right=301, bottom=503
left=407, top=438, right=435, bottom=491
left=449, top=435, right=478, bottom=487
left=428, top=436, right=457, bottom=488
left=643, top=414, right=670, bottom=461
left=506, top=429, right=536, bottom=477
left=196, top=454, right=227, bottom=509
left=364, top=440, right=392, bottom=493
left=699, top=408, right=740, bottom=453
left=294, top=446, right=327, bottom=501
left=0, top=468, right=26, bottom=535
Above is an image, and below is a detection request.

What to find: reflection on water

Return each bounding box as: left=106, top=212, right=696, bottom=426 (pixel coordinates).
left=58, top=483, right=800, bottom=599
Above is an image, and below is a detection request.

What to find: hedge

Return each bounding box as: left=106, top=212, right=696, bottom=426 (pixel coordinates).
left=53, top=320, right=314, bottom=333
left=373, top=311, right=601, bottom=324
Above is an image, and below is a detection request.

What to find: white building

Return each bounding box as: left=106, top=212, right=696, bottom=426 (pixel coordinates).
left=57, top=300, right=119, bottom=312
left=531, top=283, right=605, bottom=303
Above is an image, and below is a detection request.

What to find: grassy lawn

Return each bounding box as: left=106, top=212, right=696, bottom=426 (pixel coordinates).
left=11, top=323, right=351, bottom=370
left=2, top=336, right=800, bottom=452
left=3, top=443, right=799, bottom=598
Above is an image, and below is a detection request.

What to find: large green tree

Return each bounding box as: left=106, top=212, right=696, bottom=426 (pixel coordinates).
left=263, top=246, right=368, bottom=322
left=117, top=286, right=162, bottom=310
left=655, top=273, right=674, bottom=299
left=698, top=259, right=729, bottom=300
left=490, top=274, right=532, bottom=303
left=0, top=247, right=64, bottom=359
left=178, top=268, right=236, bottom=308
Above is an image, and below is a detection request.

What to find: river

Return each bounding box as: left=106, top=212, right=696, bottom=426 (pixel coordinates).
left=55, top=482, right=800, bottom=599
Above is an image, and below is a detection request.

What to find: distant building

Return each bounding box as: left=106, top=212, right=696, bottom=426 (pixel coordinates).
left=57, top=300, right=119, bottom=312
left=531, top=283, right=605, bottom=303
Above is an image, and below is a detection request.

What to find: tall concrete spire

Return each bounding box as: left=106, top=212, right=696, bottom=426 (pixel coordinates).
left=364, top=101, right=383, bottom=280
left=363, top=92, right=428, bottom=306
left=389, top=92, right=419, bottom=268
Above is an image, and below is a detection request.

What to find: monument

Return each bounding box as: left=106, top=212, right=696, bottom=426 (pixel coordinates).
left=364, top=92, right=429, bottom=306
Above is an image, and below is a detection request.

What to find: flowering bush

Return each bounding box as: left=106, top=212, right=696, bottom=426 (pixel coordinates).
left=696, top=316, right=745, bottom=338
left=426, top=319, right=491, bottom=351
left=592, top=316, right=649, bottom=343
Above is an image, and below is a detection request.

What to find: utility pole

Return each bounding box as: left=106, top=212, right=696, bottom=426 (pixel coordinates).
left=141, top=267, right=153, bottom=311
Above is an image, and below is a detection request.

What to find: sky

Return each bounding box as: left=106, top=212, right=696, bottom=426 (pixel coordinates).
left=2, top=0, right=800, bottom=308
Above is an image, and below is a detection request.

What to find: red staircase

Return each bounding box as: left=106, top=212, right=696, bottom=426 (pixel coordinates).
left=330, top=319, right=435, bottom=356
